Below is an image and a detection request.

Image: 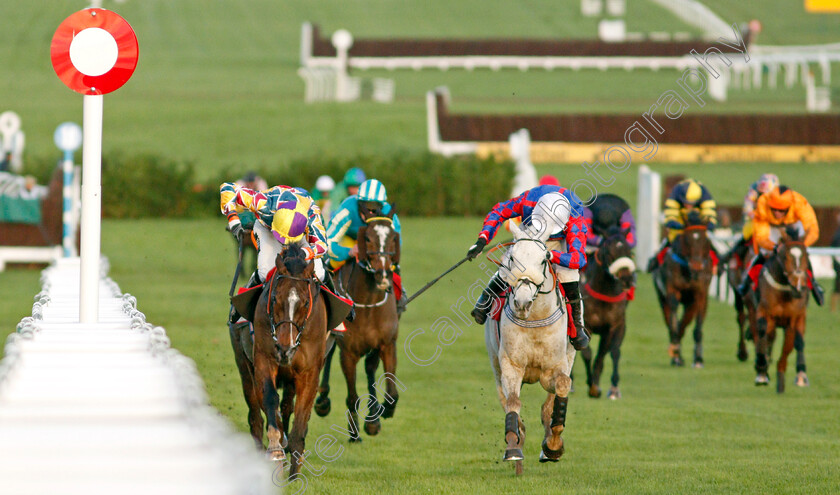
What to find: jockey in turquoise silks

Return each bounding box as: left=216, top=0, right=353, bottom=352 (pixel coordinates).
left=326, top=179, right=407, bottom=313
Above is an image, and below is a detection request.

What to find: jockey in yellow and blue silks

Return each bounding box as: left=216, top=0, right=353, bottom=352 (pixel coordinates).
left=326, top=179, right=407, bottom=312
left=221, top=182, right=328, bottom=289
left=647, top=178, right=718, bottom=272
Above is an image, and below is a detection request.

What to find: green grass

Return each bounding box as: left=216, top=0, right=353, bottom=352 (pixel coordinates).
left=2, top=216, right=840, bottom=493
left=2, top=1, right=837, bottom=181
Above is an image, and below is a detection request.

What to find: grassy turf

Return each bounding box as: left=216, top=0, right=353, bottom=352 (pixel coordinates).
left=2, top=216, right=839, bottom=493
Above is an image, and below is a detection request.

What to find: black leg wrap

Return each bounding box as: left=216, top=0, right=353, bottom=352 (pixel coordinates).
left=504, top=411, right=520, bottom=443
left=550, top=396, right=568, bottom=429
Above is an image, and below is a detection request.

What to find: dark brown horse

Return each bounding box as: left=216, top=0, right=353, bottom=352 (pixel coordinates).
left=228, top=243, right=329, bottom=477
left=725, top=240, right=757, bottom=362
left=652, top=219, right=714, bottom=367
left=314, top=213, right=401, bottom=441
left=580, top=229, right=636, bottom=399
left=750, top=230, right=810, bottom=392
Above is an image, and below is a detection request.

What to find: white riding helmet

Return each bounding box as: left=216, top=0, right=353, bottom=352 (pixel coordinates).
left=315, top=175, right=336, bottom=192
left=531, top=192, right=571, bottom=237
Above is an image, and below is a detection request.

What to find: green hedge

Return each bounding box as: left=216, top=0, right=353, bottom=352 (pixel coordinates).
left=26, top=151, right=514, bottom=218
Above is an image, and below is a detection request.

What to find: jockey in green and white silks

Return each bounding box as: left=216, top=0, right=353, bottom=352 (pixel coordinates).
left=326, top=179, right=402, bottom=271
left=325, top=179, right=407, bottom=313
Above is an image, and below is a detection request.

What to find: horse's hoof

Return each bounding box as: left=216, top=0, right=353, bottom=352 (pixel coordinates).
left=539, top=439, right=564, bottom=462
left=382, top=400, right=398, bottom=419
left=608, top=387, right=621, bottom=400
left=755, top=374, right=769, bottom=386
left=588, top=385, right=601, bottom=398
left=503, top=448, right=524, bottom=461
left=693, top=361, right=704, bottom=369
left=364, top=419, right=381, bottom=436
left=348, top=436, right=363, bottom=443
left=671, top=356, right=684, bottom=367
left=314, top=396, right=331, bottom=417
left=267, top=448, right=286, bottom=462
left=795, top=371, right=809, bottom=387
left=737, top=348, right=748, bottom=362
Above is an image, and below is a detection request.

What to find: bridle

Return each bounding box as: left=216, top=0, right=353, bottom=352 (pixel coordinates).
left=266, top=271, right=320, bottom=352
left=357, top=216, right=398, bottom=274
left=764, top=240, right=808, bottom=294
left=490, top=237, right=559, bottom=305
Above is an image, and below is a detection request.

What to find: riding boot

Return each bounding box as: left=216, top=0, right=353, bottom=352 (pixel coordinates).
left=323, top=272, right=355, bottom=322
left=807, top=260, right=825, bottom=306
left=229, top=272, right=261, bottom=325
left=562, top=281, right=589, bottom=350
left=736, top=253, right=764, bottom=296
left=471, top=273, right=508, bottom=325
left=646, top=238, right=669, bottom=273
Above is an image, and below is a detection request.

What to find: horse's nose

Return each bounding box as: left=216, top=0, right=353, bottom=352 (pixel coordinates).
left=276, top=345, right=296, bottom=365
left=514, top=299, right=532, bottom=313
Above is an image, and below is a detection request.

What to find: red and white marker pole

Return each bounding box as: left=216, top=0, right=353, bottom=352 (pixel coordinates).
left=51, top=8, right=138, bottom=323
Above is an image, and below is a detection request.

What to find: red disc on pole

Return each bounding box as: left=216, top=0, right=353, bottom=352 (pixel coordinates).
left=51, top=8, right=138, bottom=95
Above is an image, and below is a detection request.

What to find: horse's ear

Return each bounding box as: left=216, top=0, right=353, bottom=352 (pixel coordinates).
left=302, top=259, right=315, bottom=277
left=275, top=252, right=285, bottom=273
left=387, top=203, right=397, bottom=219
left=785, top=225, right=800, bottom=242
left=356, top=226, right=368, bottom=261
left=393, top=233, right=401, bottom=265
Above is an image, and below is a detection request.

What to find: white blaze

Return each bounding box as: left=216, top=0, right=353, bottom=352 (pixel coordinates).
left=287, top=288, right=299, bottom=347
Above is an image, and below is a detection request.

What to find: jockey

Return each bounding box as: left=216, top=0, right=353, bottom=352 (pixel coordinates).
left=582, top=194, right=636, bottom=251
left=221, top=182, right=331, bottom=322
left=466, top=184, right=590, bottom=350
left=722, top=173, right=779, bottom=264
left=326, top=179, right=407, bottom=313
left=312, top=174, right=336, bottom=221
left=646, top=178, right=717, bottom=272
left=331, top=167, right=366, bottom=210
left=736, top=185, right=824, bottom=305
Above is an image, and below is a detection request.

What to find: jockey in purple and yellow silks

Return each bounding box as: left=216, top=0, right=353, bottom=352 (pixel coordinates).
left=466, top=184, right=590, bottom=350
left=220, top=182, right=329, bottom=316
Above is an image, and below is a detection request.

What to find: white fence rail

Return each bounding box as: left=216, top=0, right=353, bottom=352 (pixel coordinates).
left=0, top=257, right=274, bottom=495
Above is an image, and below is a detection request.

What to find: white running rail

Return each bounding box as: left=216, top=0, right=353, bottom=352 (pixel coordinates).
left=0, top=257, right=275, bottom=495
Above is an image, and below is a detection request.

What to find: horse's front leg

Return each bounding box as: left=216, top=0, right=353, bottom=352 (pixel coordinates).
left=379, top=339, right=400, bottom=419
left=280, top=381, right=294, bottom=449
left=363, top=349, right=382, bottom=436
left=287, top=369, right=320, bottom=477
left=314, top=342, right=336, bottom=417
left=228, top=323, right=263, bottom=447
left=608, top=321, right=627, bottom=399
left=734, top=292, right=749, bottom=362
left=754, top=314, right=775, bottom=385
left=255, top=358, right=284, bottom=461
left=665, top=290, right=684, bottom=366
left=794, top=324, right=809, bottom=387
left=776, top=320, right=798, bottom=394
left=339, top=349, right=363, bottom=442
left=691, top=293, right=708, bottom=368
left=499, top=353, right=526, bottom=464
left=539, top=365, right=572, bottom=464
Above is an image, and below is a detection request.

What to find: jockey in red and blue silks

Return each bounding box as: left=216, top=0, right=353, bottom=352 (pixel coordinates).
left=466, top=184, right=590, bottom=350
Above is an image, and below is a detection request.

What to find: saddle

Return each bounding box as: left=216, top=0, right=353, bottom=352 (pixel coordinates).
left=231, top=268, right=353, bottom=331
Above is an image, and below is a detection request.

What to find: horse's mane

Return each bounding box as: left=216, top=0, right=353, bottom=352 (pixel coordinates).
left=686, top=210, right=704, bottom=227
left=283, top=243, right=308, bottom=276
left=784, top=225, right=802, bottom=242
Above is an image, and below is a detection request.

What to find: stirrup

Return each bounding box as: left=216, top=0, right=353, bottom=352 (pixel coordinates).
left=570, top=331, right=589, bottom=350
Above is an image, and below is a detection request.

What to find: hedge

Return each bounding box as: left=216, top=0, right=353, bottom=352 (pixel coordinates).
left=26, top=151, right=514, bottom=219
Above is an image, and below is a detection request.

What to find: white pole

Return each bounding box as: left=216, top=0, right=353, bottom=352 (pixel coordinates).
left=79, top=94, right=103, bottom=323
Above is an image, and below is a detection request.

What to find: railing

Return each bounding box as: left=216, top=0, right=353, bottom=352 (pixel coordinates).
left=0, top=257, right=274, bottom=494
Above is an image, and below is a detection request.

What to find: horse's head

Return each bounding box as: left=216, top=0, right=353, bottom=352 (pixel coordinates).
left=599, top=228, right=636, bottom=290
left=500, top=221, right=554, bottom=319
left=775, top=228, right=809, bottom=297
left=269, top=243, right=318, bottom=365
left=357, top=208, right=400, bottom=291
left=676, top=224, right=712, bottom=280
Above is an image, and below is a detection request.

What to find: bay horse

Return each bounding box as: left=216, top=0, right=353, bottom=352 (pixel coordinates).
left=751, top=229, right=810, bottom=392
left=652, top=216, right=714, bottom=367
left=228, top=243, right=329, bottom=477
left=485, top=221, right=574, bottom=476
left=580, top=229, right=635, bottom=399
left=314, top=212, right=401, bottom=441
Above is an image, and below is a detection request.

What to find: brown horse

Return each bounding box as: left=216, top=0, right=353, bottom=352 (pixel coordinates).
left=652, top=220, right=714, bottom=367
left=228, top=243, right=329, bottom=477
left=750, top=230, right=810, bottom=392
left=580, top=229, right=636, bottom=399
left=314, top=213, right=401, bottom=441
